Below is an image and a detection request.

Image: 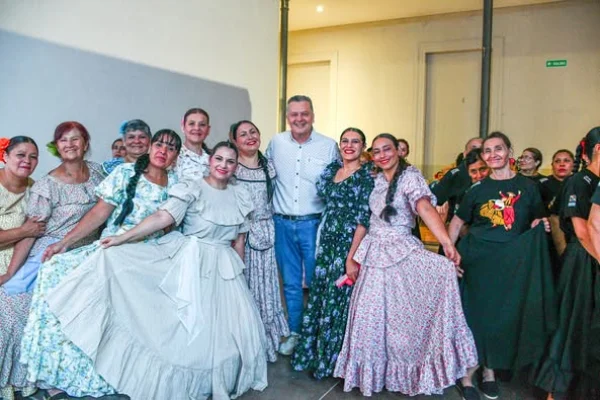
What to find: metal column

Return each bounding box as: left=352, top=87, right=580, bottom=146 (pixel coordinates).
left=278, top=0, right=290, bottom=133
left=479, top=0, right=493, bottom=138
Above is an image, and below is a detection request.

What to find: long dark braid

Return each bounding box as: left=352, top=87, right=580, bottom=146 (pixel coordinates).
left=113, top=129, right=182, bottom=226
left=257, top=150, right=273, bottom=201
left=574, top=126, right=600, bottom=172
left=372, top=133, right=410, bottom=223
left=113, top=154, right=150, bottom=226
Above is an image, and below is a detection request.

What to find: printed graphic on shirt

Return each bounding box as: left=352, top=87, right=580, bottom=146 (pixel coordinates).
left=567, top=194, right=577, bottom=208
left=479, top=190, right=522, bottom=230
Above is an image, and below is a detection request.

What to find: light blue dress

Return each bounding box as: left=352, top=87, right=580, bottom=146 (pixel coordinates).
left=19, top=164, right=177, bottom=396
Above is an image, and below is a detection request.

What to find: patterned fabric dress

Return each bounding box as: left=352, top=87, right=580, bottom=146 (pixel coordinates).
left=235, top=161, right=290, bottom=362
left=173, top=145, right=209, bottom=180
left=0, top=180, right=33, bottom=392
left=20, top=164, right=177, bottom=397
left=291, top=161, right=374, bottom=379
left=333, top=166, right=478, bottom=396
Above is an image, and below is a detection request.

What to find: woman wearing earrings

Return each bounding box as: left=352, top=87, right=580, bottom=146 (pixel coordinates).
left=45, top=141, right=267, bottom=400
left=19, top=129, right=181, bottom=399
left=334, top=133, right=477, bottom=397
left=291, top=127, right=374, bottom=379
left=534, top=128, right=600, bottom=400
left=231, top=120, right=290, bottom=362
left=174, top=108, right=212, bottom=179
left=449, top=132, right=554, bottom=400
left=102, top=120, right=152, bottom=175
left=0, top=136, right=43, bottom=400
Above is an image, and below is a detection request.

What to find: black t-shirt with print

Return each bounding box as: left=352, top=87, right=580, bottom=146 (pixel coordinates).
left=538, top=175, right=563, bottom=213
left=430, top=162, right=471, bottom=222
left=456, top=174, right=545, bottom=243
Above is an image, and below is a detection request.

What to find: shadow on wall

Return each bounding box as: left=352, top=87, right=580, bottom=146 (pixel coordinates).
left=0, top=29, right=251, bottom=178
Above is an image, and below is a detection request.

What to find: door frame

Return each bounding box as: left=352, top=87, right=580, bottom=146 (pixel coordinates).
left=413, top=37, right=504, bottom=171
left=288, top=51, right=339, bottom=136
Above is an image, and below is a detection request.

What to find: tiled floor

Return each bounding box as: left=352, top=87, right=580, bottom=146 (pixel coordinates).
left=17, top=357, right=542, bottom=400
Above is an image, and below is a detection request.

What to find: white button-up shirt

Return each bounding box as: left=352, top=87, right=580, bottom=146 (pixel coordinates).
left=266, top=130, right=339, bottom=216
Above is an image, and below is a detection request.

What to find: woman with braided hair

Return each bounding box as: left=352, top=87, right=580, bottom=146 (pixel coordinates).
left=333, top=133, right=478, bottom=396
left=43, top=141, right=267, bottom=399
left=533, top=127, right=600, bottom=400
left=231, top=120, right=290, bottom=362
left=19, top=129, right=181, bottom=399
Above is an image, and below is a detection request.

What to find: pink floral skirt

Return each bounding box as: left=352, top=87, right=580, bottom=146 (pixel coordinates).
left=333, top=245, right=478, bottom=396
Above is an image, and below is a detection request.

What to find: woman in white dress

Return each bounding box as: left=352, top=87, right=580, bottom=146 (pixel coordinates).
left=45, top=141, right=268, bottom=400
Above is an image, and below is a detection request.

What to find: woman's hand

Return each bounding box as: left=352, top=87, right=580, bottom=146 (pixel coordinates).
left=42, top=241, right=70, bottom=262
left=441, top=242, right=464, bottom=277
left=100, top=235, right=126, bottom=249
left=20, top=217, right=46, bottom=238
left=531, top=217, right=550, bottom=232
left=345, top=258, right=360, bottom=282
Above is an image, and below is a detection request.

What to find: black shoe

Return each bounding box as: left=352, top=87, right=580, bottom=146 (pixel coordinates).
left=457, top=381, right=481, bottom=400
left=480, top=380, right=500, bottom=399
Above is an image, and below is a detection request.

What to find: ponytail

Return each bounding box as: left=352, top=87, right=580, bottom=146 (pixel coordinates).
left=113, top=154, right=150, bottom=226
left=380, top=158, right=409, bottom=223
left=573, top=138, right=586, bottom=172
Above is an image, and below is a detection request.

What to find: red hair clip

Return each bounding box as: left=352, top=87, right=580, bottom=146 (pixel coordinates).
left=0, top=137, right=10, bottom=163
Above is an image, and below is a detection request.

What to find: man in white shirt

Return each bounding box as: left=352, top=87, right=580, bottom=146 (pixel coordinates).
left=266, top=95, right=339, bottom=355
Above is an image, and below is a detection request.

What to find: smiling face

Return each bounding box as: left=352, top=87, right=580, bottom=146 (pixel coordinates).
left=286, top=101, right=314, bottom=138
left=4, top=142, right=39, bottom=178
left=552, top=151, right=574, bottom=180
left=209, top=146, right=238, bottom=183
left=467, top=159, right=490, bottom=183
left=339, top=130, right=365, bottom=163
left=56, top=129, right=88, bottom=161
left=148, top=134, right=179, bottom=170
left=124, top=130, right=151, bottom=158
left=233, top=122, right=261, bottom=156
left=371, top=137, right=400, bottom=172
left=482, top=137, right=511, bottom=170
left=182, top=112, right=210, bottom=147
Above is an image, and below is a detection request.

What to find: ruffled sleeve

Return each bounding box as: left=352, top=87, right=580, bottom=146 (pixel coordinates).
left=159, top=178, right=203, bottom=226
left=26, top=176, right=53, bottom=221
left=317, top=161, right=341, bottom=199
left=95, top=164, right=133, bottom=207
left=401, top=167, right=437, bottom=214
left=233, top=183, right=254, bottom=233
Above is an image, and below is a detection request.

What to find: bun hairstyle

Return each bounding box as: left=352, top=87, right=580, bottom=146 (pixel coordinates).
left=574, top=126, right=600, bottom=172
left=483, top=131, right=512, bottom=150
left=231, top=120, right=273, bottom=201
left=372, top=133, right=410, bottom=223
left=211, top=140, right=239, bottom=159
left=183, top=108, right=211, bottom=155
left=113, top=129, right=182, bottom=226
left=0, top=136, right=38, bottom=162
left=339, top=127, right=366, bottom=145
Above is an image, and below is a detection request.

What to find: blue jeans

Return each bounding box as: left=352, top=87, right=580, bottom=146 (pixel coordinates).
left=273, top=215, right=320, bottom=333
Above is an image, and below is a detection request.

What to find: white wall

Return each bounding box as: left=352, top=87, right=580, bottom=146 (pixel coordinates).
left=0, top=0, right=280, bottom=153
left=289, top=0, right=600, bottom=174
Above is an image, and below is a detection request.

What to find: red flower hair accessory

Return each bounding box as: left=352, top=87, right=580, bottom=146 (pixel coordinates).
left=0, top=137, right=10, bottom=163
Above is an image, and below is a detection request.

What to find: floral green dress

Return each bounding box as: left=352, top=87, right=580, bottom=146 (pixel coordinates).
left=20, top=164, right=177, bottom=397
left=291, top=161, right=374, bottom=379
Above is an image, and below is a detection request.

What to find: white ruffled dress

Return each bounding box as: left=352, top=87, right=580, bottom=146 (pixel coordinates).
left=46, top=178, right=268, bottom=400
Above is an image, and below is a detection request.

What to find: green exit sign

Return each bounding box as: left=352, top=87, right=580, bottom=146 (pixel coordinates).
left=546, top=59, right=567, bottom=68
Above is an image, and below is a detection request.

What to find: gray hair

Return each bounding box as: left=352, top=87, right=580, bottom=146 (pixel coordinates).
left=286, top=95, right=314, bottom=113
